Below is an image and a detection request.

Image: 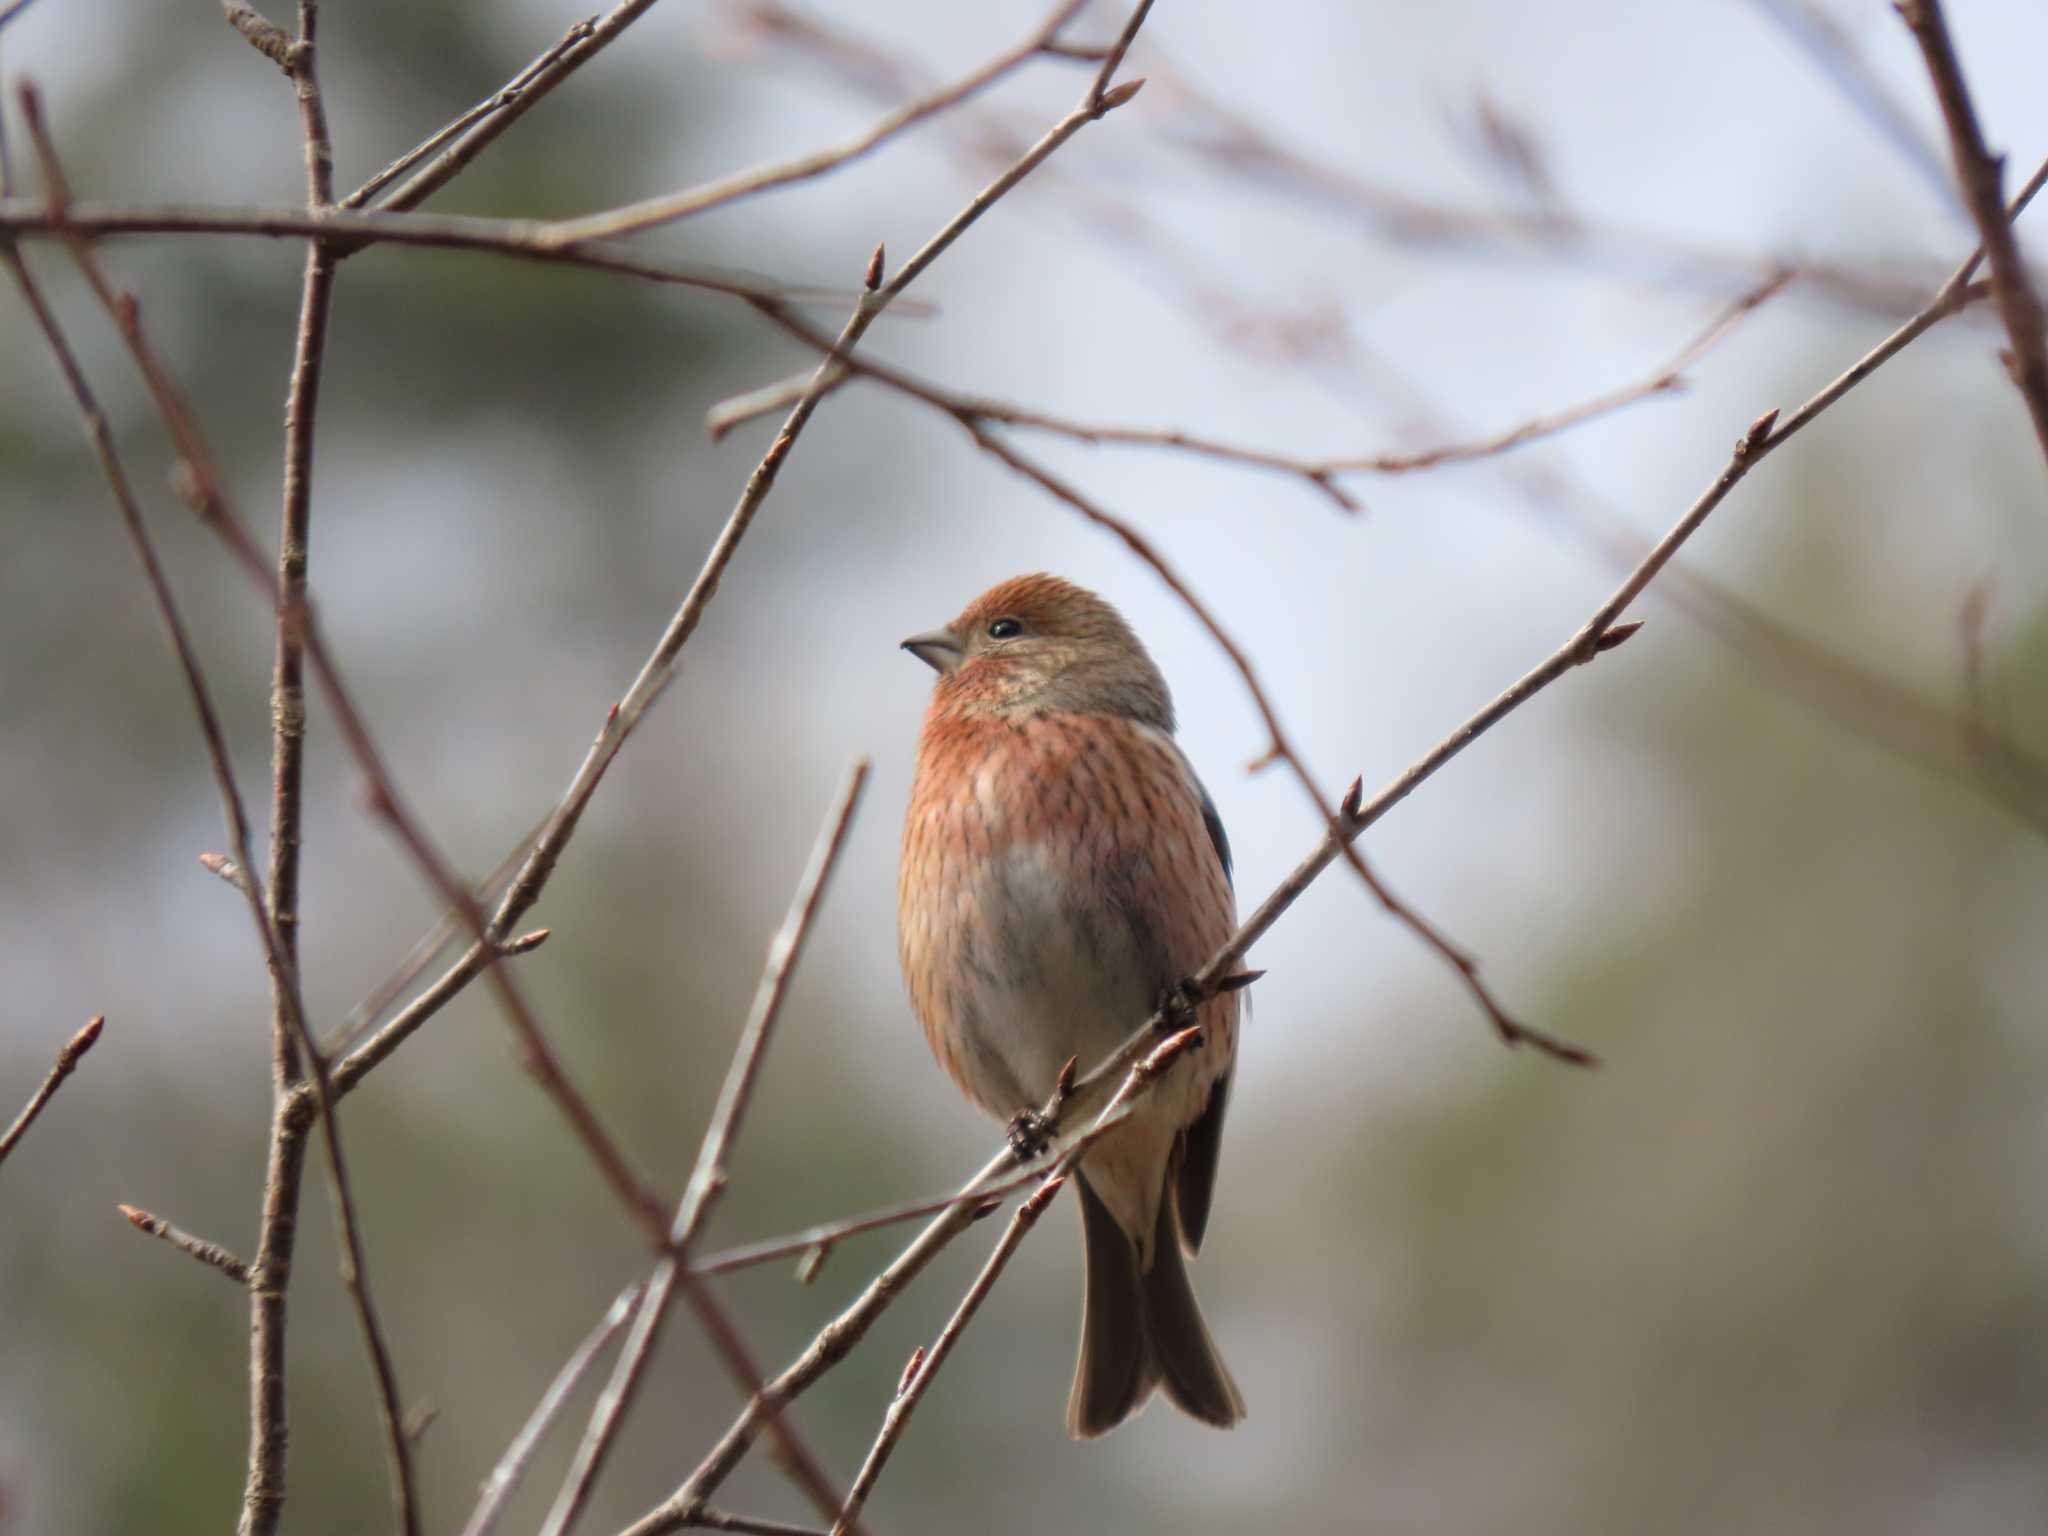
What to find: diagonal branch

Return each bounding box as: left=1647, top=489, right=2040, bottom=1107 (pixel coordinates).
left=541, top=760, right=871, bottom=1536
left=541, top=0, right=1088, bottom=245
left=1897, top=0, right=2048, bottom=470
left=344, top=18, right=597, bottom=209
left=369, top=0, right=668, bottom=215
left=828, top=1174, right=1067, bottom=1534
left=0, top=1015, right=103, bottom=1167
left=460, top=1283, right=646, bottom=1536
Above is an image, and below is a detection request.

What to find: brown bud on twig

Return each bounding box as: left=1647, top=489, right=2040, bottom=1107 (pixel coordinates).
left=1214, top=970, right=1265, bottom=995
left=502, top=927, right=552, bottom=955
left=1138, top=1024, right=1203, bottom=1081
left=864, top=243, right=886, bottom=292
left=199, top=851, right=252, bottom=894
left=1053, top=1055, right=1078, bottom=1104
left=403, top=1403, right=438, bottom=1446
left=1022, top=1173, right=1067, bottom=1217
left=1095, top=77, right=1145, bottom=114
left=1339, top=775, right=1365, bottom=820
left=795, top=1243, right=831, bottom=1285
left=1736, top=407, right=1780, bottom=457
left=896, top=1346, right=925, bottom=1397
left=1593, top=620, right=1645, bottom=654
left=220, top=2, right=298, bottom=73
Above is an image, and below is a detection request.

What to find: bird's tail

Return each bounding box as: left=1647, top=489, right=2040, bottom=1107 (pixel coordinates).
left=1067, top=1171, right=1245, bottom=1438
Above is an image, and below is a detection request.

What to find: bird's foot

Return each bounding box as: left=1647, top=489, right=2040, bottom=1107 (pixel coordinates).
left=1155, top=976, right=1204, bottom=1035
left=1007, top=1107, right=1056, bottom=1164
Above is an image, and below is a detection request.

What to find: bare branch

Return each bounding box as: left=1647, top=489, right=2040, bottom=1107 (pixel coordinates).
left=370, top=0, right=667, bottom=216
left=0, top=198, right=901, bottom=311
left=117, top=1204, right=252, bottom=1286
left=829, top=1175, right=1067, bottom=1533
left=21, top=89, right=673, bottom=1252
left=1324, top=273, right=1793, bottom=473
left=719, top=268, right=1787, bottom=518
left=737, top=1, right=1986, bottom=319
left=237, top=0, right=415, bottom=1518
left=0, top=1015, right=103, bottom=1167
left=689, top=1513, right=831, bottom=1536
left=343, top=18, right=598, bottom=209
left=541, top=0, right=1088, bottom=245
left=460, top=1283, right=645, bottom=1536
left=1897, top=0, right=2048, bottom=470
left=543, top=760, right=870, bottom=1536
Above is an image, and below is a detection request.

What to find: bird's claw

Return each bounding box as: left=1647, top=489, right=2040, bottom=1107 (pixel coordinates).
left=1007, top=1107, right=1055, bottom=1163
left=1155, top=976, right=1204, bottom=1035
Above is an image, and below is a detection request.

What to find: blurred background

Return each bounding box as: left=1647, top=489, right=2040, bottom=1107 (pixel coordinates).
left=5, top=1, right=2048, bottom=1532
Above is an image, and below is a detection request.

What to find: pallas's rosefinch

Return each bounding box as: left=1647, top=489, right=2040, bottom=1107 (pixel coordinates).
left=898, top=573, right=1244, bottom=1437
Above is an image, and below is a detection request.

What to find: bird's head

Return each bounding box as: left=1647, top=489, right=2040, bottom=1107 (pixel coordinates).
left=902, top=573, right=1174, bottom=731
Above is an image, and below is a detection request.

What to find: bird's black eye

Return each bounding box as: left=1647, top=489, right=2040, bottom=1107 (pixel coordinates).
left=987, top=617, right=1023, bottom=640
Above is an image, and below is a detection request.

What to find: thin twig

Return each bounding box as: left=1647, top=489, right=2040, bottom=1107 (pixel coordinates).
left=541, top=0, right=1087, bottom=245
left=701, top=1007, right=1255, bottom=1279
left=0, top=1015, right=103, bottom=1166
left=460, top=1283, right=646, bottom=1536
left=1324, top=273, right=1793, bottom=472
left=323, top=816, right=550, bottom=1059
left=23, top=87, right=672, bottom=1249
left=543, top=761, right=870, bottom=1536
left=0, top=196, right=904, bottom=312
left=239, top=0, right=418, bottom=1520
left=732, top=0, right=1982, bottom=320
left=1897, top=0, right=2048, bottom=469
left=343, top=18, right=598, bottom=209
left=669, top=1270, right=857, bottom=1535
left=689, top=1513, right=831, bottom=1536
left=825, top=1030, right=1213, bottom=1531
left=371, top=0, right=667, bottom=215
left=618, top=1024, right=1207, bottom=1536
left=828, top=1175, right=1067, bottom=1533
left=4, top=118, right=415, bottom=1536
left=709, top=271, right=1789, bottom=498
left=117, top=1204, right=253, bottom=1285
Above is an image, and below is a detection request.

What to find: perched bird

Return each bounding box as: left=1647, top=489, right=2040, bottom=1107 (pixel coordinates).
left=897, top=573, right=1245, bottom=1437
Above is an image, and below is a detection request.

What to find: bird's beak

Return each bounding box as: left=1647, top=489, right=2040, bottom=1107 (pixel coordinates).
left=900, top=627, right=963, bottom=675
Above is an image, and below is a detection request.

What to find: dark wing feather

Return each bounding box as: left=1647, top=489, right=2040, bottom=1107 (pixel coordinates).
left=1195, top=775, right=1233, bottom=888
left=1176, top=759, right=1235, bottom=1255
